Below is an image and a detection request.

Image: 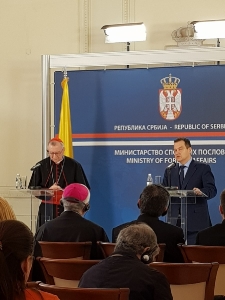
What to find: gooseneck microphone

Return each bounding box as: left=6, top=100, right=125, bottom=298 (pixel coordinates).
left=30, top=163, right=41, bottom=171
left=166, top=162, right=176, bottom=188
left=29, top=163, right=42, bottom=190
left=167, top=162, right=176, bottom=169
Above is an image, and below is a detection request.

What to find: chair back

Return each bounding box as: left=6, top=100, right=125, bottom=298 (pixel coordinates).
left=37, top=257, right=100, bottom=288
left=178, top=244, right=225, bottom=296
left=98, top=242, right=166, bottom=261
left=150, top=262, right=219, bottom=300
left=38, top=241, right=92, bottom=259
left=156, top=243, right=166, bottom=262
left=38, top=283, right=130, bottom=300
left=97, top=242, right=115, bottom=258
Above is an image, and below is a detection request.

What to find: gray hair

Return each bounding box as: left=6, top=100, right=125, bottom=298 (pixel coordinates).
left=48, top=140, right=65, bottom=149
left=139, top=184, right=170, bottom=217
left=61, top=199, right=85, bottom=213
left=115, top=223, right=158, bottom=256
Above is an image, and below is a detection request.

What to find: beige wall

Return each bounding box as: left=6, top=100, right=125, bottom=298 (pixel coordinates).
left=1, top=0, right=225, bottom=189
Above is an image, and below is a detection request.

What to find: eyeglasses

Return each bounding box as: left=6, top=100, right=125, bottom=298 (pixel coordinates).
left=47, top=150, right=63, bottom=156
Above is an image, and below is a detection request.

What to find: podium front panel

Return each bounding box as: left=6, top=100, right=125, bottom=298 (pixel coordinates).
left=166, top=190, right=207, bottom=242
left=0, top=187, right=38, bottom=233
left=29, top=189, right=63, bottom=232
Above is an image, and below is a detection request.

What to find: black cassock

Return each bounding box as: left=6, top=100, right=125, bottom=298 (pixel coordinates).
left=28, top=156, right=90, bottom=229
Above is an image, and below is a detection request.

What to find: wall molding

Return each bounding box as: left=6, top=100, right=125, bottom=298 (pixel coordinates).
left=79, top=0, right=91, bottom=53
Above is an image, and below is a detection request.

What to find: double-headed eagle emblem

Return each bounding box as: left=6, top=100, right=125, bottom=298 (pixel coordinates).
left=159, top=74, right=182, bottom=120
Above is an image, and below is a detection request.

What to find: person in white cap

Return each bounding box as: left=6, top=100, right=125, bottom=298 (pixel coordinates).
left=32, top=183, right=109, bottom=280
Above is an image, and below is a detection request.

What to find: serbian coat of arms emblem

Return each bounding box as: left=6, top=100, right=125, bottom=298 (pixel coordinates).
left=159, top=74, right=182, bottom=120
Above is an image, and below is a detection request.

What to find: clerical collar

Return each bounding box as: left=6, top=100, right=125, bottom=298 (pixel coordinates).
left=55, top=156, right=64, bottom=164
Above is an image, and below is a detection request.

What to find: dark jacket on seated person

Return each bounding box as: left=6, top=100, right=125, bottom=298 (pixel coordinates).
left=34, top=182, right=109, bottom=260
left=34, top=211, right=109, bottom=259
left=81, top=223, right=173, bottom=300
left=196, top=189, right=225, bottom=246
left=113, top=184, right=184, bottom=263
left=113, top=214, right=184, bottom=263
left=32, top=183, right=109, bottom=282
left=32, top=211, right=109, bottom=282
left=79, top=251, right=172, bottom=300
left=196, top=219, right=225, bottom=245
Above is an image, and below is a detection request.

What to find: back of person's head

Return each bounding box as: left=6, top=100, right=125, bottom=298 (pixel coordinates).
left=61, top=183, right=90, bottom=214
left=220, top=189, right=225, bottom=215
left=0, top=197, right=16, bottom=221
left=0, top=220, right=34, bottom=300
left=115, top=223, right=159, bottom=261
left=138, top=184, right=170, bottom=217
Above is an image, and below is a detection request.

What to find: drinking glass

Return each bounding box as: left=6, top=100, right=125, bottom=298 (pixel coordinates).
left=155, top=176, right=162, bottom=185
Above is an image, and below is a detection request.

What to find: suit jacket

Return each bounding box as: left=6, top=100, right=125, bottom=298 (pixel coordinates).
left=112, top=214, right=185, bottom=263
left=163, top=159, right=217, bottom=231
left=34, top=211, right=109, bottom=259
left=196, top=220, right=225, bottom=245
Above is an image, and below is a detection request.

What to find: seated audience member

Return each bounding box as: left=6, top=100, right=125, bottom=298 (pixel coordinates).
left=79, top=223, right=173, bottom=300
left=0, top=220, right=59, bottom=300
left=112, top=184, right=184, bottom=262
left=34, top=183, right=109, bottom=259
left=0, top=197, right=16, bottom=221
left=196, top=189, right=225, bottom=245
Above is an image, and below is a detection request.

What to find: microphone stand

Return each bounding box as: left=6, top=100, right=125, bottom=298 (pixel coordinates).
left=29, top=165, right=42, bottom=190
left=166, top=163, right=178, bottom=190
left=167, top=168, right=172, bottom=188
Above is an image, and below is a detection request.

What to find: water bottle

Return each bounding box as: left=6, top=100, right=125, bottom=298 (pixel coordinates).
left=147, top=174, right=153, bottom=186
left=16, top=174, right=21, bottom=189
left=19, top=176, right=23, bottom=189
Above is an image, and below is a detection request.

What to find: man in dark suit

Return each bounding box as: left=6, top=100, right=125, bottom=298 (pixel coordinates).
left=162, top=138, right=217, bottom=244
left=112, top=184, right=185, bottom=263
left=196, top=189, right=225, bottom=245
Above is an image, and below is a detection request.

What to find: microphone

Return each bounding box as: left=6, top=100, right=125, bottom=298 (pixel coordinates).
left=166, top=162, right=176, bottom=169
left=29, top=162, right=42, bottom=189
left=30, top=163, right=41, bottom=171
left=166, top=162, right=178, bottom=190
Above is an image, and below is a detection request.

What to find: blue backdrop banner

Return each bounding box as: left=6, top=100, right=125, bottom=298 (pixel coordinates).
left=54, top=65, right=225, bottom=239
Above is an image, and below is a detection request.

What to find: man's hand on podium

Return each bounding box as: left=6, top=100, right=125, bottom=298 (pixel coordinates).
left=49, top=183, right=63, bottom=190
left=193, top=187, right=202, bottom=196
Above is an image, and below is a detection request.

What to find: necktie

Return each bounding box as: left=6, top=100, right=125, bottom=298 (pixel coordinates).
left=179, top=165, right=185, bottom=187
